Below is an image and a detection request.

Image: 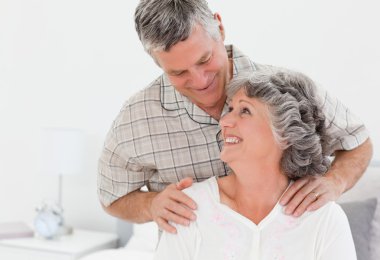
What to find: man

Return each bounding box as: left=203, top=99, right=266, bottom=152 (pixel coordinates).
left=98, top=0, right=372, bottom=234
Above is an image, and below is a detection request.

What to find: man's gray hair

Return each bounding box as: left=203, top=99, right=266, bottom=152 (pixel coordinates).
left=227, top=67, right=331, bottom=179
left=135, top=0, right=221, bottom=55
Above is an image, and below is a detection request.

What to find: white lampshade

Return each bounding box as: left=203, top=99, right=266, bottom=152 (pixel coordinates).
left=41, top=127, right=85, bottom=176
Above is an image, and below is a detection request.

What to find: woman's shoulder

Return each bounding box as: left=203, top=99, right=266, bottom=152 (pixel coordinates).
left=300, top=201, right=349, bottom=226
left=182, top=177, right=219, bottom=206
left=315, top=201, right=347, bottom=217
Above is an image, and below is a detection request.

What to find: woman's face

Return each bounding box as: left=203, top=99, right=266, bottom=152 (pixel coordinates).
left=219, top=89, right=282, bottom=165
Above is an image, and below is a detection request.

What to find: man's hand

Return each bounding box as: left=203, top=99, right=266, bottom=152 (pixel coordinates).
left=149, top=177, right=197, bottom=234
left=279, top=174, right=344, bottom=217
left=280, top=139, right=372, bottom=217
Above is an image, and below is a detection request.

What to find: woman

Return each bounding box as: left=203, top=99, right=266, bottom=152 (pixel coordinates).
left=154, top=67, right=356, bottom=260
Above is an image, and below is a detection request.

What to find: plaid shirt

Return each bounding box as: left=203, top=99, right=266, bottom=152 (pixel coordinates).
left=98, top=45, right=368, bottom=207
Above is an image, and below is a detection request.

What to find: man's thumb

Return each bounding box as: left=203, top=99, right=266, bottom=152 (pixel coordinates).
left=176, top=177, right=193, bottom=190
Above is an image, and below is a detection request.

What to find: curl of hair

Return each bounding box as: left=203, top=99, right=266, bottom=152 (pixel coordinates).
left=135, top=0, right=220, bottom=55
left=226, top=67, right=331, bottom=179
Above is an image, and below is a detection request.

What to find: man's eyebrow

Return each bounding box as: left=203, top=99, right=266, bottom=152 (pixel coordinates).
left=196, top=51, right=212, bottom=65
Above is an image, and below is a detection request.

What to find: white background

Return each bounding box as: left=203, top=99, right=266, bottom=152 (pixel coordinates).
left=1, top=0, right=379, bottom=233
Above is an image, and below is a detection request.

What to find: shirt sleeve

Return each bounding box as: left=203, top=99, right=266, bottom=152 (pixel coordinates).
left=97, top=104, right=155, bottom=207
left=154, top=221, right=201, bottom=260
left=315, top=85, right=369, bottom=155
left=317, top=203, right=357, bottom=260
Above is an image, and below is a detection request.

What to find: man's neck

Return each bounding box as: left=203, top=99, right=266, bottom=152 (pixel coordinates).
left=199, top=96, right=226, bottom=121
left=203, top=108, right=222, bottom=121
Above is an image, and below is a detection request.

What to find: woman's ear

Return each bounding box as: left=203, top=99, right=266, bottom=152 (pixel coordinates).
left=214, top=13, right=225, bottom=40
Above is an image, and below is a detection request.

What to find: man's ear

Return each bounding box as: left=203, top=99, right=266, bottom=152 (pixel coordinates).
left=214, top=13, right=225, bottom=40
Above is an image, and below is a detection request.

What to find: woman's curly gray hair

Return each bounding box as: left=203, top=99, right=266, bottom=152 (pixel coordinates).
left=226, top=67, right=331, bottom=179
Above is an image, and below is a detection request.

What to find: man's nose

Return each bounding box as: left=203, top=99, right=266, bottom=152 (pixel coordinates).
left=189, top=68, right=208, bottom=88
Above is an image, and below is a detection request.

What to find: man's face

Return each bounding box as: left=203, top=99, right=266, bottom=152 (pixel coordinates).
left=153, top=22, right=230, bottom=113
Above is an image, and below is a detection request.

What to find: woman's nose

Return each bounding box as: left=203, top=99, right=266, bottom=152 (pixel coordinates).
left=220, top=112, right=235, bottom=128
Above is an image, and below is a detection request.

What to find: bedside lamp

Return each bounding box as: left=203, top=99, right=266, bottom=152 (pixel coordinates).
left=37, top=127, right=85, bottom=239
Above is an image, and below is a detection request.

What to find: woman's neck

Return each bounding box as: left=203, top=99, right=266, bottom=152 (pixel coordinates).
left=218, top=164, right=289, bottom=224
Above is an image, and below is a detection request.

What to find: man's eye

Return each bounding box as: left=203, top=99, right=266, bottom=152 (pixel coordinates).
left=200, top=56, right=211, bottom=64
left=171, top=71, right=184, bottom=76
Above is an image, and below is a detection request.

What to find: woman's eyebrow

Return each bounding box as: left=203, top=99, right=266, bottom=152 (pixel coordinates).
left=239, top=99, right=255, bottom=107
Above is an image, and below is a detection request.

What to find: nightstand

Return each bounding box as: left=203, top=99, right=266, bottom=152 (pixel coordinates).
left=0, top=229, right=118, bottom=260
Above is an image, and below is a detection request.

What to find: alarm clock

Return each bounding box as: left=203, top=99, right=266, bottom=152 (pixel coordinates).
left=34, top=202, right=64, bottom=239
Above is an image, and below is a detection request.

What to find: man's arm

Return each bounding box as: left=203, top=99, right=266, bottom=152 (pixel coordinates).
left=102, top=178, right=197, bottom=234
left=280, top=138, right=373, bottom=216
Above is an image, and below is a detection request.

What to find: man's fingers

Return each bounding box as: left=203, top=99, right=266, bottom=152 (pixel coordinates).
left=280, top=178, right=308, bottom=207
left=306, top=194, right=328, bottom=212
left=176, top=177, right=193, bottom=190
left=166, top=199, right=197, bottom=221
left=170, top=188, right=197, bottom=210
left=280, top=174, right=344, bottom=217
left=292, top=191, right=322, bottom=217
left=156, top=217, right=177, bottom=234
left=282, top=178, right=318, bottom=215
left=149, top=184, right=197, bottom=230
left=155, top=205, right=194, bottom=234
left=161, top=207, right=192, bottom=226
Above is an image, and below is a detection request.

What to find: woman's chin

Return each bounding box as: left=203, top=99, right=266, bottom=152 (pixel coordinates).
left=220, top=152, right=235, bottom=165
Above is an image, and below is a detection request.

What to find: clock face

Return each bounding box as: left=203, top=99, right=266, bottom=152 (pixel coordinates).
left=34, top=210, right=62, bottom=239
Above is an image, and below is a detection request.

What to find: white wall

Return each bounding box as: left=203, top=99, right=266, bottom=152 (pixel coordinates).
left=1, top=0, right=379, bottom=233
left=211, top=0, right=380, bottom=160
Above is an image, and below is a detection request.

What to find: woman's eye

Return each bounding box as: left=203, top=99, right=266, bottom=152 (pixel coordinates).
left=228, top=106, right=233, bottom=112
left=240, top=107, right=251, bottom=115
